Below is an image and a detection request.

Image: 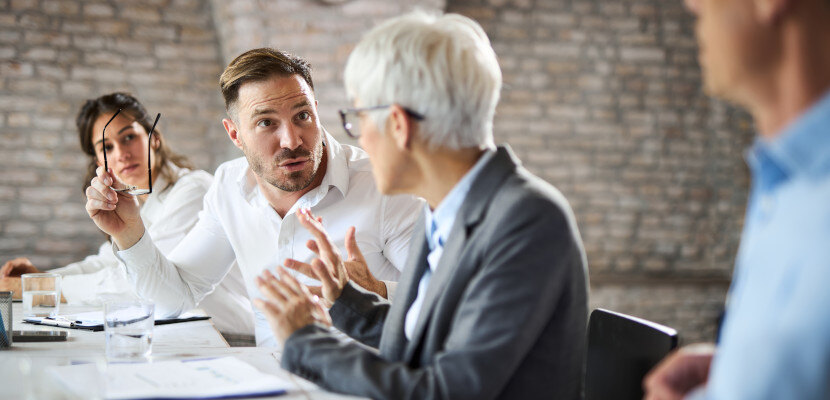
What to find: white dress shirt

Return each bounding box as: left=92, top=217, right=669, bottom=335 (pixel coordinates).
left=404, top=150, right=494, bottom=340
left=53, top=163, right=254, bottom=335
left=115, top=134, right=423, bottom=346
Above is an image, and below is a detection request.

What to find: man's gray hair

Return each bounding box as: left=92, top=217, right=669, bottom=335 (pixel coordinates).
left=344, top=11, right=501, bottom=150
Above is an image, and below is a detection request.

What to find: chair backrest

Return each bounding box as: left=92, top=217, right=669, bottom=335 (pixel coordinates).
left=585, top=308, right=679, bottom=400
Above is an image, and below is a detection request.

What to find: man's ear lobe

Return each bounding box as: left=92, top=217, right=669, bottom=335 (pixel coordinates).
left=222, top=118, right=244, bottom=149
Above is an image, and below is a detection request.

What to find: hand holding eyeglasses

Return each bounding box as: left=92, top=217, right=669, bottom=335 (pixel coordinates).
left=84, top=109, right=159, bottom=250
left=84, top=165, right=145, bottom=251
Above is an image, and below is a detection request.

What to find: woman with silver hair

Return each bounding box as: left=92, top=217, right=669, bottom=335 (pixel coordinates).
left=256, top=11, right=588, bottom=400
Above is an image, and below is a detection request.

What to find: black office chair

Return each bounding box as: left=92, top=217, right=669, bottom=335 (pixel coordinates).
left=584, top=308, right=679, bottom=400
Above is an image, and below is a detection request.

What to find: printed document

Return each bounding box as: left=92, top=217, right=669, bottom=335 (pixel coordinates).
left=51, top=356, right=295, bottom=399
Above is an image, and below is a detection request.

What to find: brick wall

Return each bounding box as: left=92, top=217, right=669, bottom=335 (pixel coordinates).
left=214, top=0, right=750, bottom=342
left=209, top=0, right=446, bottom=143
left=0, top=0, right=230, bottom=268
left=446, top=0, right=753, bottom=342
left=0, top=0, right=752, bottom=343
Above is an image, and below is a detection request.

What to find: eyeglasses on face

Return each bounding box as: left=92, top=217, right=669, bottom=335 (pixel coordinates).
left=338, top=104, right=425, bottom=139
left=102, top=109, right=161, bottom=196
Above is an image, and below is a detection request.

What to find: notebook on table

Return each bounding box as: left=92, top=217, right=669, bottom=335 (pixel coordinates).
left=24, top=310, right=210, bottom=332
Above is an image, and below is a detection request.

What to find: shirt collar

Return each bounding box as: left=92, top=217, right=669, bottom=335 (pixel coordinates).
left=235, top=129, right=350, bottom=207
left=424, top=149, right=496, bottom=251
left=316, top=130, right=350, bottom=199
left=236, top=159, right=260, bottom=204
left=747, top=89, right=830, bottom=193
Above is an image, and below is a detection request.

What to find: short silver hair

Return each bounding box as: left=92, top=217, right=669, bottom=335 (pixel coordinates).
left=344, top=11, right=501, bottom=150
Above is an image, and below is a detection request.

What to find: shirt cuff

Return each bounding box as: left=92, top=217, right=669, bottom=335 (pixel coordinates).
left=112, top=231, right=154, bottom=273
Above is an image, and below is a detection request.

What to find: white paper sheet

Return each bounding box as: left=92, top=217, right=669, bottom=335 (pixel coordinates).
left=51, top=356, right=296, bottom=399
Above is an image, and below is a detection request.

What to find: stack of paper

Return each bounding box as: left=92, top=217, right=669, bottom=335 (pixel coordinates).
left=51, top=357, right=295, bottom=399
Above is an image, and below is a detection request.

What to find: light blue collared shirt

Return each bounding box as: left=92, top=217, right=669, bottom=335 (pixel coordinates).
left=403, top=150, right=495, bottom=340
left=701, top=90, right=830, bottom=399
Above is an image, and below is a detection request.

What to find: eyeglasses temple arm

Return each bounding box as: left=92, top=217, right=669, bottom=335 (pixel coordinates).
left=102, top=108, right=123, bottom=175
left=147, top=113, right=161, bottom=193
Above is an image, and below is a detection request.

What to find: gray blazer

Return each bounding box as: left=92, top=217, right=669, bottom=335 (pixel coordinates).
left=282, top=146, right=588, bottom=400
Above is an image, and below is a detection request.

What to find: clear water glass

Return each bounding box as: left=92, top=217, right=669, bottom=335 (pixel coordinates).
left=104, top=301, right=154, bottom=361
left=21, top=273, right=61, bottom=318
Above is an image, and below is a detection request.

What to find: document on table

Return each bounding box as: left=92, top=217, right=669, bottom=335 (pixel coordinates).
left=51, top=357, right=295, bottom=399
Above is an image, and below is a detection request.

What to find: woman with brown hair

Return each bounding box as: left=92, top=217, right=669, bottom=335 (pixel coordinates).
left=0, top=93, right=253, bottom=336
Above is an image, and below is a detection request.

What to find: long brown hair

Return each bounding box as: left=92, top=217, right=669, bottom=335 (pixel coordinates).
left=76, top=92, right=193, bottom=193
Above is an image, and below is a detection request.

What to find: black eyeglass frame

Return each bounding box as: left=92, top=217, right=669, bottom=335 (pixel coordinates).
left=101, top=109, right=161, bottom=196
left=338, top=104, right=424, bottom=139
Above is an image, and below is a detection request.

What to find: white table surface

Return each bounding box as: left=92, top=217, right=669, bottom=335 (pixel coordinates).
left=0, top=303, right=364, bottom=400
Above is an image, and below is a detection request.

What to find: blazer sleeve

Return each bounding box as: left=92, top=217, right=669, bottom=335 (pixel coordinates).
left=281, top=199, right=585, bottom=400
left=328, top=281, right=391, bottom=348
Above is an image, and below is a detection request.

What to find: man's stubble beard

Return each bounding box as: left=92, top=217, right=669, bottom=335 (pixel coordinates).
left=243, top=137, right=324, bottom=193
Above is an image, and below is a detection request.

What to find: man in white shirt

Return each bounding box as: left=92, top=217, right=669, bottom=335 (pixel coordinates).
left=48, top=164, right=253, bottom=336
left=83, top=48, right=421, bottom=346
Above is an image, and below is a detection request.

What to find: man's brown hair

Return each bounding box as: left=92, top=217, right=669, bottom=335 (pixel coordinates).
left=219, top=48, right=314, bottom=118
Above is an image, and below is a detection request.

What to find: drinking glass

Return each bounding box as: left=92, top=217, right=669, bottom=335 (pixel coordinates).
left=104, top=300, right=154, bottom=361
left=21, top=273, right=61, bottom=318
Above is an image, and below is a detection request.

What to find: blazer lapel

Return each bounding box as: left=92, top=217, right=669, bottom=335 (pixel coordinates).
left=403, top=216, right=469, bottom=362
left=401, top=146, right=520, bottom=362
left=379, top=213, right=430, bottom=360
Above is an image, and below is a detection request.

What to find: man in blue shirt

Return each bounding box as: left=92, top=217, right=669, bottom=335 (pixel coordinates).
left=644, top=0, right=830, bottom=399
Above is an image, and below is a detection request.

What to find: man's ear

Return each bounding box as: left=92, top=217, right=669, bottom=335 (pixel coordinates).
left=388, top=104, right=413, bottom=151
left=754, top=0, right=794, bottom=25
left=223, top=118, right=244, bottom=150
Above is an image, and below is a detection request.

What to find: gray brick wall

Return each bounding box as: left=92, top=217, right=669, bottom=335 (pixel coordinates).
left=447, top=0, right=754, bottom=342
left=0, top=0, right=231, bottom=268
left=590, top=281, right=729, bottom=344
left=209, top=0, right=446, bottom=144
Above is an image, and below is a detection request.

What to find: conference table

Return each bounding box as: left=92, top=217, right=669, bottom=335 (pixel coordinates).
left=0, top=303, right=363, bottom=400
